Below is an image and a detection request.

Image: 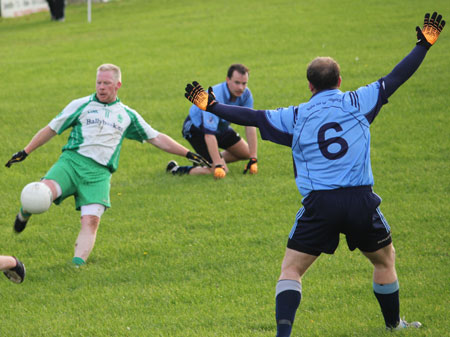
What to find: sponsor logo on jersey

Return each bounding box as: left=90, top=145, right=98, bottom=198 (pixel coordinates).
left=87, top=109, right=99, bottom=114
left=86, top=118, right=124, bottom=132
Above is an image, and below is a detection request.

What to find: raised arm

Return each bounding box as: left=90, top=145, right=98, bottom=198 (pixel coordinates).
left=383, top=12, right=445, bottom=98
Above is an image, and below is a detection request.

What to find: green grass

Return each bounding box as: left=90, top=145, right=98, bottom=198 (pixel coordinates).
left=1, top=0, right=449, bottom=336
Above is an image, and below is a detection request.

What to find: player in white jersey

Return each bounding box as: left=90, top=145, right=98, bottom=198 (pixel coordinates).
left=5, top=64, right=208, bottom=266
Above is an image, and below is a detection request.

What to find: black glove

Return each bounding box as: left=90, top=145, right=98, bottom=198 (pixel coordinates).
left=243, top=158, right=258, bottom=174
left=5, top=150, right=28, bottom=168
left=186, top=151, right=211, bottom=167
left=185, top=81, right=218, bottom=112
left=416, top=12, right=445, bottom=50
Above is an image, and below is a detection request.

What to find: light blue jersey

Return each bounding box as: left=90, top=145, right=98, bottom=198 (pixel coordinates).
left=260, top=80, right=387, bottom=197
left=188, top=81, right=253, bottom=134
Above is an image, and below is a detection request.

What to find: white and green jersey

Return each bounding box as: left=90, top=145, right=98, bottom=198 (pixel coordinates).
left=48, top=94, right=159, bottom=172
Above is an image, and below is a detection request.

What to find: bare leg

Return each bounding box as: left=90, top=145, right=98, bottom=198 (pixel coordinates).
left=188, top=166, right=216, bottom=175
left=41, top=179, right=61, bottom=202
left=279, top=248, right=318, bottom=281
left=221, top=139, right=250, bottom=163
left=188, top=163, right=229, bottom=175
left=362, top=243, right=397, bottom=284
left=74, top=215, right=100, bottom=262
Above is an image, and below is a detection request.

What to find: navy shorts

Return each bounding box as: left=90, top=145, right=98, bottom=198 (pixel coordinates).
left=287, top=186, right=392, bottom=256
left=182, top=117, right=241, bottom=163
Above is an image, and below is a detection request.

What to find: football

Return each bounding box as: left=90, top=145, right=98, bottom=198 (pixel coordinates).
left=20, top=182, right=53, bottom=214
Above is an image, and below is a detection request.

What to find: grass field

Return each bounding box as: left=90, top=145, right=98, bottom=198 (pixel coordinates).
left=1, top=0, right=449, bottom=336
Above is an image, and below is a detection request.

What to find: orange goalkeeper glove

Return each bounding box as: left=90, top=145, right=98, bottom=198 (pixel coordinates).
left=243, top=158, right=258, bottom=174
left=416, top=12, right=445, bottom=49
left=185, top=81, right=218, bottom=112
left=214, top=165, right=226, bottom=179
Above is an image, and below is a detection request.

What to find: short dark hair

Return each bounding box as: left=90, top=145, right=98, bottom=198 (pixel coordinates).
left=306, top=57, right=340, bottom=91
left=227, top=63, right=249, bottom=78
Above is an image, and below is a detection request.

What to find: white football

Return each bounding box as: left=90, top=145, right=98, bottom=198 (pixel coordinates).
left=20, top=182, right=53, bottom=214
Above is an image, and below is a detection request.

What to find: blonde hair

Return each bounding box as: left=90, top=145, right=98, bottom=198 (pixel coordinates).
left=97, top=64, right=122, bottom=82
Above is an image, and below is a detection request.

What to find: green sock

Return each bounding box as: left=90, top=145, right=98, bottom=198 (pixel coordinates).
left=72, top=257, right=86, bottom=266
left=19, top=207, right=31, bottom=219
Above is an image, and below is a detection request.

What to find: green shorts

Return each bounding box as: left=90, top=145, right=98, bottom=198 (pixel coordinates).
left=44, top=150, right=112, bottom=211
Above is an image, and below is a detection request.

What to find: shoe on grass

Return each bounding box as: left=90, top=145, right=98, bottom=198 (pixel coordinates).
left=388, top=318, right=422, bottom=331
left=14, top=214, right=29, bottom=233
left=3, top=257, right=26, bottom=284
left=166, top=160, right=179, bottom=174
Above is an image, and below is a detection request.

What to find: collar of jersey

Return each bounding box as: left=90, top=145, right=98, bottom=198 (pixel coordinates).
left=310, top=88, right=340, bottom=100
left=91, top=93, right=121, bottom=106
left=220, top=82, right=231, bottom=101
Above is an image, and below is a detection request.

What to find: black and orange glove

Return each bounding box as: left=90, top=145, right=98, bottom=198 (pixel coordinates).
left=185, top=81, right=218, bottom=112
left=243, top=158, right=258, bottom=174
left=213, top=164, right=226, bottom=179
left=5, top=150, right=28, bottom=168
left=416, top=12, right=445, bottom=49
left=186, top=151, right=211, bottom=167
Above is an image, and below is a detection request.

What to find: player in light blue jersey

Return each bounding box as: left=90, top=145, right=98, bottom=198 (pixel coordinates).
left=167, top=64, right=258, bottom=179
left=5, top=64, right=208, bottom=266
left=185, top=12, right=445, bottom=335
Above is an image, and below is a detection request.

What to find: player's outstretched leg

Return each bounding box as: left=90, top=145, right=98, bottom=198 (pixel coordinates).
left=73, top=205, right=105, bottom=266
left=14, top=180, right=57, bottom=233
left=73, top=219, right=97, bottom=267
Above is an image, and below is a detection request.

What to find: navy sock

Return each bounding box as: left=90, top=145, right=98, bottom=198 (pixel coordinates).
left=275, top=280, right=302, bottom=337
left=173, top=166, right=193, bottom=175
left=373, top=280, right=400, bottom=328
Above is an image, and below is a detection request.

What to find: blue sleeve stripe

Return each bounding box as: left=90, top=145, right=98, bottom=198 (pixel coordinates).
left=293, top=106, right=299, bottom=122
left=349, top=91, right=360, bottom=109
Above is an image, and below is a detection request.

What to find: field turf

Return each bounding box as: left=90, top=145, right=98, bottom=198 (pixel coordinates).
left=0, top=0, right=449, bottom=336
